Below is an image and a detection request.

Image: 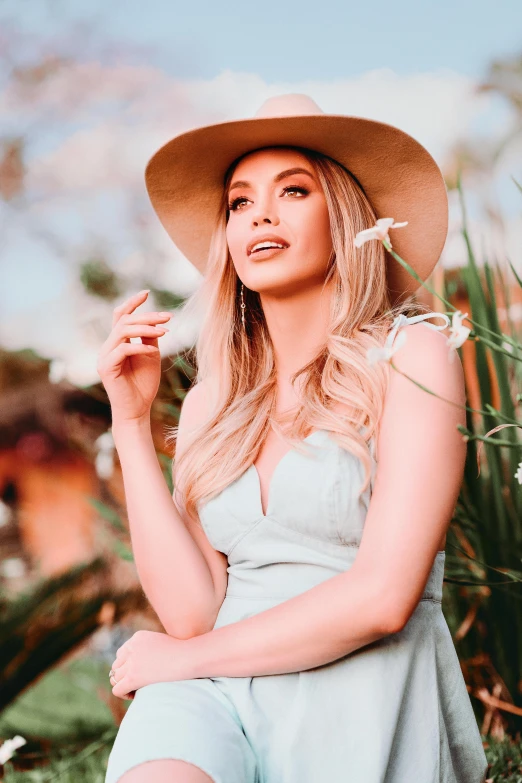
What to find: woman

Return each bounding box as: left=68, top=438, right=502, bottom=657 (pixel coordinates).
left=101, top=95, right=488, bottom=783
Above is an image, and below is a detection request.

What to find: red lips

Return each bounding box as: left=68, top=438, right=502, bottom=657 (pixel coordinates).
left=247, top=233, right=290, bottom=256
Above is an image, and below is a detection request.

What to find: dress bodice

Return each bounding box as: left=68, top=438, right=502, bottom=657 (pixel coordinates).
left=198, top=428, right=376, bottom=556
left=106, top=311, right=488, bottom=783
left=196, top=311, right=450, bottom=609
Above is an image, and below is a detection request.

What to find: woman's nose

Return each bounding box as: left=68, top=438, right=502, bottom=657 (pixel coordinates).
left=251, top=199, right=280, bottom=227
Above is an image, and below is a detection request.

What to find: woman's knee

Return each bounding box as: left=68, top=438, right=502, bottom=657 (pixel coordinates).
left=117, top=758, right=214, bottom=782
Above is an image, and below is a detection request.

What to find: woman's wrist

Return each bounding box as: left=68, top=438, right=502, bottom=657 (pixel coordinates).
left=110, top=412, right=152, bottom=438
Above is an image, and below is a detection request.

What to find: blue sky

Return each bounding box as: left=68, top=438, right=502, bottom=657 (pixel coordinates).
left=4, top=0, right=521, bottom=83
left=0, top=0, right=521, bottom=384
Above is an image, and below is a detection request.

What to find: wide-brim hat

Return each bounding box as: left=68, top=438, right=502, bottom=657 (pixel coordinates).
left=144, top=93, right=448, bottom=303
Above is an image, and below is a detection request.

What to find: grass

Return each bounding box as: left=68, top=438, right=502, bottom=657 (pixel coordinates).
left=0, top=657, right=118, bottom=742
left=0, top=654, right=119, bottom=780
left=2, top=732, right=115, bottom=782
left=2, top=733, right=522, bottom=781
left=1, top=652, right=522, bottom=780
left=484, top=733, right=522, bottom=780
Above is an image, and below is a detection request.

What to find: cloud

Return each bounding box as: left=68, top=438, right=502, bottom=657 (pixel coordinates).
left=21, top=64, right=479, bottom=192
left=1, top=61, right=517, bottom=386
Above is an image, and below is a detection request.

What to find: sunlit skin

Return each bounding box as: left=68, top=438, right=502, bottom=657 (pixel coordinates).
left=108, top=147, right=465, bottom=783
left=226, top=147, right=334, bottom=387
left=225, top=147, right=340, bottom=512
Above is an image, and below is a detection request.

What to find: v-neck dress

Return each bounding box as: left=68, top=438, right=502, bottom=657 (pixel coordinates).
left=105, top=311, right=488, bottom=783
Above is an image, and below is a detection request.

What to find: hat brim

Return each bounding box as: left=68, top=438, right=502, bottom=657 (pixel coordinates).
left=144, top=113, right=448, bottom=302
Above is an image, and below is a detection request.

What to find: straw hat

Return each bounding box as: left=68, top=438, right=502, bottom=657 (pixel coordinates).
left=144, top=93, right=448, bottom=302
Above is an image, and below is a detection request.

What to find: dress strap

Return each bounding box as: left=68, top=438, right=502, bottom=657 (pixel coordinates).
left=387, top=311, right=450, bottom=352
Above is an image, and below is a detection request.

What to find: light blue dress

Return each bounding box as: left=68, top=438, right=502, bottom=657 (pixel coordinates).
left=105, top=312, right=488, bottom=783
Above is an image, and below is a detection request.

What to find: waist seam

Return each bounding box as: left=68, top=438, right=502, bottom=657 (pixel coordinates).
left=227, top=513, right=448, bottom=556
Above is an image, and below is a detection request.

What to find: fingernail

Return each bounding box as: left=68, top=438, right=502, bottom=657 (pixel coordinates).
left=139, top=289, right=150, bottom=295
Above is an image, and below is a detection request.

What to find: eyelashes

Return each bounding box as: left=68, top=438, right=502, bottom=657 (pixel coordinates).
left=227, top=185, right=309, bottom=212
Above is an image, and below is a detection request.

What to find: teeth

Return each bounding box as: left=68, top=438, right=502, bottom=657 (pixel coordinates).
left=251, top=241, right=286, bottom=254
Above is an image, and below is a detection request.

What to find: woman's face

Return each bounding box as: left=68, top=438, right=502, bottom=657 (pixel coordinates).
left=225, top=147, right=333, bottom=296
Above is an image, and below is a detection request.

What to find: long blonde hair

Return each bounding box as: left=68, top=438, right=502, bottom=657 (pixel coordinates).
left=167, top=145, right=434, bottom=525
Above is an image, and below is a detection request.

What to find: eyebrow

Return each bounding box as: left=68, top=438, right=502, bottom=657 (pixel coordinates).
left=227, top=167, right=316, bottom=195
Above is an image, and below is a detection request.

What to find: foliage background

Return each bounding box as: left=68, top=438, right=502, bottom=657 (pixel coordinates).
left=0, top=1, right=521, bottom=779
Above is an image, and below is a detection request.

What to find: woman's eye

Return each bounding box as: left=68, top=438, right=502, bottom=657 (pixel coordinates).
left=282, top=185, right=309, bottom=197
left=228, top=196, right=248, bottom=211
left=227, top=185, right=309, bottom=212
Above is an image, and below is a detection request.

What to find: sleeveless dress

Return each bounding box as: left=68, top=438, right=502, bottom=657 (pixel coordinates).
left=105, top=312, right=488, bottom=783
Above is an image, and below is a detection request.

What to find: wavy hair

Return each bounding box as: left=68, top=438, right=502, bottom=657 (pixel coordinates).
left=167, top=145, right=435, bottom=526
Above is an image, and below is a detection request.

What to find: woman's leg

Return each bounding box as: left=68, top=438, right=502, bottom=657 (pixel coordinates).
left=105, top=680, right=256, bottom=783
left=119, top=758, right=214, bottom=782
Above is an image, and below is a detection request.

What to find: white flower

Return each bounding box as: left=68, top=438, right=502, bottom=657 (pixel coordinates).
left=95, top=451, right=115, bottom=480
left=354, top=218, right=409, bottom=249
left=515, top=462, right=522, bottom=485
left=48, top=358, right=67, bottom=384
left=366, top=320, right=407, bottom=365
left=94, top=429, right=115, bottom=480
left=447, top=311, right=471, bottom=362
left=95, top=431, right=115, bottom=451
left=0, top=558, right=26, bottom=579
left=0, top=499, right=12, bottom=528
left=0, top=735, right=26, bottom=764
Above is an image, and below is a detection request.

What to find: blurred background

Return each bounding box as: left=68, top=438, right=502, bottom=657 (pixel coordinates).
left=0, top=0, right=521, bottom=779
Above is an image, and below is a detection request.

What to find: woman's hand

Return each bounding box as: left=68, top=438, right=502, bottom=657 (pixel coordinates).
left=109, top=630, right=194, bottom=700
left=97, top=290, right=171, bottom=424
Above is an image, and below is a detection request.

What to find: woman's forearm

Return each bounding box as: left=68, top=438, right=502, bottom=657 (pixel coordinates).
left=184, top=564, right=400, bottom=678
left=111, top=416, right=219, bottom=638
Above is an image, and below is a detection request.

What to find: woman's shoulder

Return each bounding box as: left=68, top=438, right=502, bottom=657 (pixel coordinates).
left=176, top=379, right=215, bottom=452
left=389, top=311, right=451, bottom=358
left=386, top=312, right=465, bottom=409
left=382, top=310, right=447, bottom=360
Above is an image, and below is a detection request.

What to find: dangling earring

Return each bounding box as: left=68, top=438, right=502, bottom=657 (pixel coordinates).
left=240, top=282, right=246, bottom=328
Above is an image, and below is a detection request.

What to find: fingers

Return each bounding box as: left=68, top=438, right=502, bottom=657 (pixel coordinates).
left=112, top=676, right=135, bottom=700
left=100, top=290, right=171, bottom=361
left=109, top=657, right=126, bottom=688
left=112, top=657, right=126, bottom=673
left=97, top=288, right=172, bottom=410
left=97, top=342, right=158, bottom=377
left=109, top=661, right=135, bottom=700
left=111, top=289, right=149, bottom=331
left=121, top=312, right=172, bottom=326
left=103, top=321, right=169, bottom=356
left=111, top=289, right=171, bottom=335
left=114, top=646, right=129, bottom=665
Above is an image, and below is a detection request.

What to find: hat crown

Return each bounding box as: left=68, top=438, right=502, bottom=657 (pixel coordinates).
left=145, top=90, right=448, bottom=304
left=253, top=93, right=324, bottom=120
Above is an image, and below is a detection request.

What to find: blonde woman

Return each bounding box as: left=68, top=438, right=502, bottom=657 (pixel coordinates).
left=101, top=95, right=488, bottom=783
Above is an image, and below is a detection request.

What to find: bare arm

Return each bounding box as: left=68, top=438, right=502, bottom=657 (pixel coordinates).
left=181, top=325, right=466, bottom=678
left=184, top=563, right=395, bottom=678
left=112, top=381, right=228, bottom=639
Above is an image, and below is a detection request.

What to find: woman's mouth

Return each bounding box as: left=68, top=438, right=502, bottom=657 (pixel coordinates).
left=249, top=246, right=288, bottom=259
left=247, top=236, right=290, bottom=257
